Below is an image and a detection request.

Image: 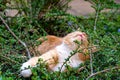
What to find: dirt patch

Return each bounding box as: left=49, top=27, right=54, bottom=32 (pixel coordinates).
left=67, top=0, right=120, bottom=16
left=67, top=0, right=95, bottom=16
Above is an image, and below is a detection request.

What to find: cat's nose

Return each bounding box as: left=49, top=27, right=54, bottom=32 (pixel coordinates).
left=79, top=33, right=86, bottom=38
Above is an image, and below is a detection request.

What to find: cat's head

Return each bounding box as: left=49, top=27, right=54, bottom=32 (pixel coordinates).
left=63, top=31, right=88, bottom=50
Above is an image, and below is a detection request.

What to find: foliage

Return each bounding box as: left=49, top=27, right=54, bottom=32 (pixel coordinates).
left=0, top=0, right=120, bottom=80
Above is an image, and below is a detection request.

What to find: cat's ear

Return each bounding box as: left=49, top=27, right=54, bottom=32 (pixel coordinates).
left=90, top=45, right=99, bottom=53
left=79, top=45, right=99, bottom=61
left=83, top=45, right=99, bottom=53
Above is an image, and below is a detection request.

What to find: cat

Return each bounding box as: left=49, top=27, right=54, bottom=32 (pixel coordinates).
left=35, top=34, right=97, bottom=61
left=20, top=31, right=97, bottom=78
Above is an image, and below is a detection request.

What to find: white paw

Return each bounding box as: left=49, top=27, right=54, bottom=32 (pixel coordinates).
left=21, top=62, right=31, bottom=70
left=20, top=69, right=32, bottom=78
left=20, top=62, right=32, bottom=77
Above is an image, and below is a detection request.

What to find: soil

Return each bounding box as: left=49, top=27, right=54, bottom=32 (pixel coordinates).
left=67, top=0, right=120, bottom=16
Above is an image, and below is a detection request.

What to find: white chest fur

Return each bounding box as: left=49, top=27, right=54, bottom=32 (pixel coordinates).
left=51, top=42, right=83, bottom=71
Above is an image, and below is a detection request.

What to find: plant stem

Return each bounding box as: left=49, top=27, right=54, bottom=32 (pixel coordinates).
left=86, top=66, right=120, bottom=80
left=94, top=4, right=100, bottom=31
left=0, top=15, right=31, bottom=59
left=0, top=54, right=20, bottom=64
left=90, top=49, right=93, bottom=74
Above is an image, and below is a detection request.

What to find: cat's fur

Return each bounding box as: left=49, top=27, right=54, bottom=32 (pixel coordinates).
left=34, top=35, right=62, bottom=55
left=20, top=31, right=97, bottom=78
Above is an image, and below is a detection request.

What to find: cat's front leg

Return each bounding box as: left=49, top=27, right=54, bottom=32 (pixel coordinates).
left=20, top=49, right=58, bottom=78
left=20, top=62, right=32, bottom=78
left=20, top=57, right=39, bottom=78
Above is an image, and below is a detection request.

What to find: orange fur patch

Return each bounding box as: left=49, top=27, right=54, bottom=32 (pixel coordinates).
left=35, top=35, right=62, bottom=55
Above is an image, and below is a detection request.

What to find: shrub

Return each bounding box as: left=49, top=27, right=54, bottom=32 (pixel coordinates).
left=0, top=0, right=120, bottom=80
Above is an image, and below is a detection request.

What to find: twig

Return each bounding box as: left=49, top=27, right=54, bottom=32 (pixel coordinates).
left=78, top=66, right=86, bottom=72
left=89, top=49, right=93, bottom=74
left=86, top=1, right=101, bottom=79
left=94, top=4, right=100, bottom=31
left=58, top=45, right=98, bottom=75
left=109, top=33, right=118, bottom=43
left=0, top=15, right=31, bottom=59
left=59, top=50, right=77, bottom=73
left=58, top=44, right=81, bottom=75
left=86, top=66, right=120, bottom=80
left=0, top=54, right=20, bottom=64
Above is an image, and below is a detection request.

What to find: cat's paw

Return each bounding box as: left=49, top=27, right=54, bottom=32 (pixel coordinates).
left=20, top=69, right=32, bottom=78
left=21, top=62, right=31, bottom=70
left=20, top=62, right=32, bottom=78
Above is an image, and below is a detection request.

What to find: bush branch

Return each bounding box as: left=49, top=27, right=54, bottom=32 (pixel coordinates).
left=94, top=4, right=100, bottom=31
left=0, top=54, right=20, bottom=64
left=86, top=66, right=120, bottom=80
left=89, top=49, right=93, bottom=74
left=58, top=45, right=98, bottom=75
left=0, top=15, right=31, bottom=59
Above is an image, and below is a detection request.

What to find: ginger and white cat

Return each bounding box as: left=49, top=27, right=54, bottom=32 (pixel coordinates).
left=20, top=31, right=97, bottom=78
